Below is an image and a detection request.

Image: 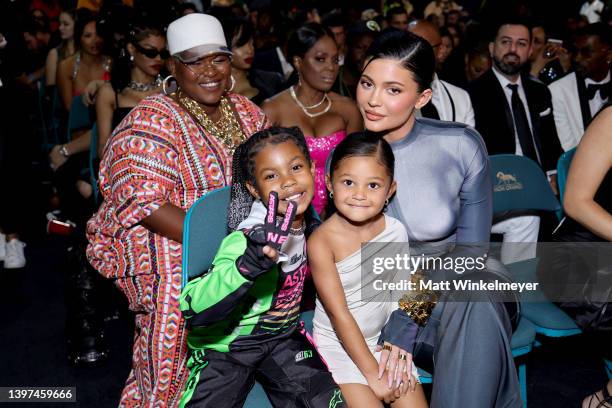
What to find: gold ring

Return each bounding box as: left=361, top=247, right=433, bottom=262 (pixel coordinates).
left=382, top=344, right=392, bottom=352
left=398, top=354, right=407, bottom=360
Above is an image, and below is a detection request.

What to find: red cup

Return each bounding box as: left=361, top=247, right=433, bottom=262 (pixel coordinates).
left=47, top=219, right=76, bottom=235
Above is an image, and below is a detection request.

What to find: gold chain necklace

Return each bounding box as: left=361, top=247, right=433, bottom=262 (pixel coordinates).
left=176, top=90, right=246, bottom=154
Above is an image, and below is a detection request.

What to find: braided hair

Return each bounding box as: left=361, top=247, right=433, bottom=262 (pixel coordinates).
left=227, top=126, right=320, bottom=235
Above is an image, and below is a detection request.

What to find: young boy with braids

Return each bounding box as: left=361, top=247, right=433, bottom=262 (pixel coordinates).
left=179, top=127, right=345, bottom=407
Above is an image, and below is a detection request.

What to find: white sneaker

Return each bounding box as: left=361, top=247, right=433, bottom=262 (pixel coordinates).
left=4, top=238, right=26, bottom=269
left=0, top=233, right=5, bottom=261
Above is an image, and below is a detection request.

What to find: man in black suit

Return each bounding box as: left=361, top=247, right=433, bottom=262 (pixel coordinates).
left=469, top=19, right=563, bottom=263
left=469, top=19, right=563, bottom=175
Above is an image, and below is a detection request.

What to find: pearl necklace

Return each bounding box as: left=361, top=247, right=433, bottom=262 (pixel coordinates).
left=289, top=86, right=332, bottom=118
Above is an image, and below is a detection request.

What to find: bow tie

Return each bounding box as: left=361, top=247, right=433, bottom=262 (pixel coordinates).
left=587, top=83, right=610, bottom=100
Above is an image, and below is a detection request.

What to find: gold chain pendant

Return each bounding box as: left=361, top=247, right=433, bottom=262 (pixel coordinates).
left=177, top=91, right=246, bottom=154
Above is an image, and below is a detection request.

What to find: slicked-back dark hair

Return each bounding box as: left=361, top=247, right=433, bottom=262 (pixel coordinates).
left=365, top=29, right=435, bottom=92
left=325, top=131, right=395, bottom=216
left=287, top=22, right=335, bottom=66
left=329, top=131, right=395, bottom=180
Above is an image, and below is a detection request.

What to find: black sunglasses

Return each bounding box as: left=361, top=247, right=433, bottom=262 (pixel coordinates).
left=133, top=43, right=170, bottom=60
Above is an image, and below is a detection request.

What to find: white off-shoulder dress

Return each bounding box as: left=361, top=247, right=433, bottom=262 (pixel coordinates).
left=313, top=215, right=420, bottom=385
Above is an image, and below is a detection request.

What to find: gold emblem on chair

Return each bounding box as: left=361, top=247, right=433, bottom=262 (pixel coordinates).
left=494, top=171, right=523, bottom=192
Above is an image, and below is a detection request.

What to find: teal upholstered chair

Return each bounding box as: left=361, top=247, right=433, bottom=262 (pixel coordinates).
left=181, top=186, right=232, bottom=288
left=67, top=95, right=92, bottom=141
left=490, top=154, right=561, bottom=215
left=556, top=147, right=577, bottom=208
left=511, top=317, right=537, bottom=408
left=490, top=155, right=581, bottom=337
left=490, top=154, right=581, bottom=333
left=490, top=154, right=582, bottom=406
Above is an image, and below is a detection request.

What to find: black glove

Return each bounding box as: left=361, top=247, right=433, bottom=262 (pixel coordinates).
left=377, top=310, right=419, bottom=354
left=236, top=191, right=297, bottom=280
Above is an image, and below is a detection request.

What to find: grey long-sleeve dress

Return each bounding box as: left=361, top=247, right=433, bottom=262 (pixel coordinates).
left=385, top=117, right=522, bottom=408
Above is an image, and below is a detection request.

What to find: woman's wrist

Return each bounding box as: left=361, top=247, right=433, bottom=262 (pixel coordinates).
left=365, top=369, right=381, bottom=383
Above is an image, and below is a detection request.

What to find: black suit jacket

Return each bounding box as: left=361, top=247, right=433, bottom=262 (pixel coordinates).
left=252, top=47, right=284, bottom=80
left=468, top=70, right=562, bottom=172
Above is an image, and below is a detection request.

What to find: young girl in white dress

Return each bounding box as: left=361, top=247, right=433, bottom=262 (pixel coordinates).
left=309, top=132, right=428, bottom=407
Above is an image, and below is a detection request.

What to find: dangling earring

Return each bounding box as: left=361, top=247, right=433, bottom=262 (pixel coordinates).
left=162, top=75, right=175, bottom=95
left=226, top=75, right=236, bottom=92
left=129, top=54, right=134, bottom=62
left=329, top=191, right=334, bottom=198
left=383, top=198, right=389, bottom=212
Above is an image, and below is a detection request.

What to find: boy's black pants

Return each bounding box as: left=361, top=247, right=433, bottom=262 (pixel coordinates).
left=183, top=328, right=345, bottom=408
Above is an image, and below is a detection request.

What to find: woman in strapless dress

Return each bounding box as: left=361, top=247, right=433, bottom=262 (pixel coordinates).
left=306, top=130, right=346, bottom=213
left=262, top=23, right=362, bottom=217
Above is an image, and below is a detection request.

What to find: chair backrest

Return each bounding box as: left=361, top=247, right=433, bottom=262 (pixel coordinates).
left=182, top=187, right=231, bottom=289
left=67, top=95, right=92, bottom=140
left=490, top=154, right=561, bottom=214
left=557, top=147, right=577, bottom=205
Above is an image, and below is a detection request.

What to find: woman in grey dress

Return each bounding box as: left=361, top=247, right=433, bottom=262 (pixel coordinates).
left=355, top=30, right=521, bottom=408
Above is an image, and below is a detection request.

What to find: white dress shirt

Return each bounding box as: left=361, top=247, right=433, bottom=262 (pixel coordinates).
left=492, top=66, right=535, bottom=158
left=429, top=74, right=476, bottom=126
left=550, top=71, right=610, bottom=151
left=276, top=47, right=294, bottom=80
left=585, top=71, right=610, bottom=116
